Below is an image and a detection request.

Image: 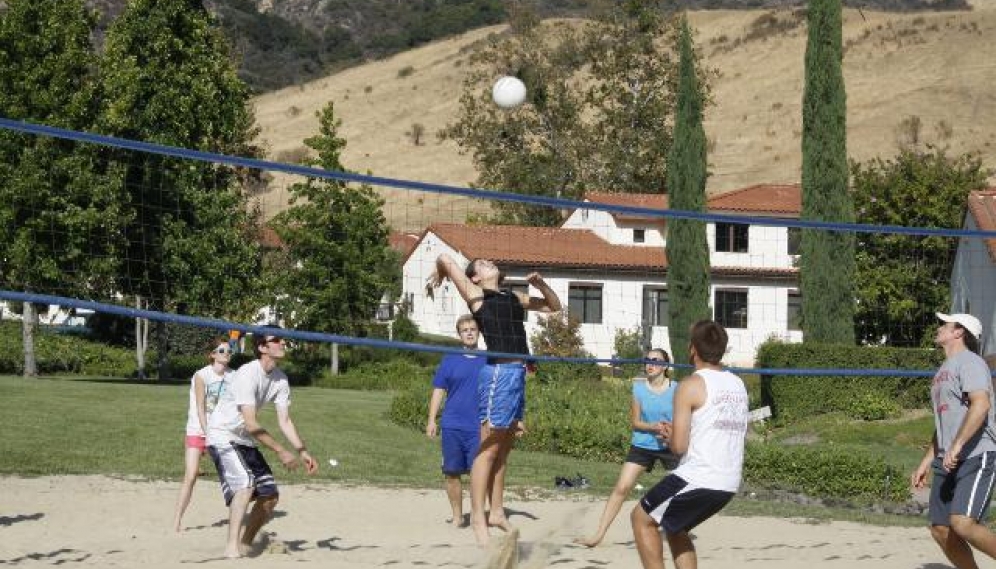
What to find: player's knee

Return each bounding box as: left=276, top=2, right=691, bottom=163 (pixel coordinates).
left=949, top=515, right=977, bottom=537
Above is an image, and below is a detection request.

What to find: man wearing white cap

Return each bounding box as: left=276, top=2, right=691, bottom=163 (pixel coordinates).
left=911, top=312, right=996, bottom=567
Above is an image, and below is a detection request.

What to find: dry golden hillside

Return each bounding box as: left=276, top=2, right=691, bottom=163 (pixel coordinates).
left=253, top=4, right=996, bottom=232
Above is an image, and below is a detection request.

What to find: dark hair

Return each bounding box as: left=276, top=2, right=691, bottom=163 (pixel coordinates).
left=690, top=320, right=728, bottom=365
left=253, top=325, right=283, bottom=358
left=464, top=258, right=504, bottom=285
left=958, top=325, right=980, bottom=355
left=206, top=336, right=229, bottom=362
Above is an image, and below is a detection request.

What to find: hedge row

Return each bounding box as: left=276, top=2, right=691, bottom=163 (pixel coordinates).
left=0, top=321, right=138, bottom=377
left=756, top=340, right=940, bottom=422
left=389, top=372, right=912, bottom=503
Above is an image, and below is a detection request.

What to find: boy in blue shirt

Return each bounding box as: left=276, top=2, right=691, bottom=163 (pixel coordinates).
left=426, top=315, right=487, bottom=527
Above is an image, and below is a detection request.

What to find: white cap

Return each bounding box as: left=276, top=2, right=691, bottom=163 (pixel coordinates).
left=936, top=312, right=983, bottom=339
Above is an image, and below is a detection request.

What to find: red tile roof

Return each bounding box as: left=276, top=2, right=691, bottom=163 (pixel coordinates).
left=966, top=188, right=996, bottom=262
left=420, top=223, right=797, bottom=278
left=582, top=184, right=801, bottom=217
left=389, top=231, right=420, bottom=257
left=427, top=223, right=665, bottom=270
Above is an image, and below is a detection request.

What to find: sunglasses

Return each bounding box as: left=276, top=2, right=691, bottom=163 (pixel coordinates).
left=647, top=358, right=669, bottom=365
left=213, top=346, right=232, bottom=354
left=265, top=337, right=284, bottom=344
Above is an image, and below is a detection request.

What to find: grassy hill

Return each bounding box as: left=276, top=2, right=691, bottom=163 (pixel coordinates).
left=252, top=4, right=996, bottom=232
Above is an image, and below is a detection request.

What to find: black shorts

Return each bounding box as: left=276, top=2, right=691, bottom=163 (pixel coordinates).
left=640, top=474, right=734, bottom=535
left=207, top=442, right=279, bottom=506
left=625, top=445, right=679, bottom=473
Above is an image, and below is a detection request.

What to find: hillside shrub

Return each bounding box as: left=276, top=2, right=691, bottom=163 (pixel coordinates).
left=743, top=442, right=910, bottom=502
left=315, top=358, right=434, bottom=391
left=390, top=376, right=632, bottom=462
left=756, top=340, right=940, bottom=423
left=0, top=321, right=137, bottom=377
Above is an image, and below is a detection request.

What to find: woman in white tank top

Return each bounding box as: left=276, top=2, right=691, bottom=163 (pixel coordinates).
left=173, top=336, right=233, bottom=533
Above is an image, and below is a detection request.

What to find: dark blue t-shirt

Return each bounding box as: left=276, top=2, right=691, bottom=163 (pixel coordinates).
left=432, top=353, right=486, bottom=431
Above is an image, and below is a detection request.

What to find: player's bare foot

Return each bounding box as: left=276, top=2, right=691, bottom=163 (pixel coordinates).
left=488, top=516, right=513, bottom=532
left=573, top=535, right=602, bottom=548
left=449, top=515, right=466, bottom=528
left=223, top=546, right=242, bottom=559
left=472, top=518, right=491, bottom=546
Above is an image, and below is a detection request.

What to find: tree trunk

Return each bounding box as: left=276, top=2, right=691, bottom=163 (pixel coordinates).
left=22, top=302, right=38, bottom=377
left=156, top=319, right=168, bottom=382
left=135, top=296, right=148, bottom=380
left=330, top=342, right=339, bottom=376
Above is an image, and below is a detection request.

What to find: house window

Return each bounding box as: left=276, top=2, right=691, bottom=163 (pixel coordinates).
left=787, top=227, right=801, bottom=256
left=505, top=281, right=529, bottom=297
left=633, top=229, right=646, bottom=243
left=569, top=284, right=602, bottom=324
left=787, top=290, right=802, bottom=331
left=714, top=289, right=748, bottom=329
left=643, top=287, right=669, bottom=327
left=715, top=223, right=749, bottom=253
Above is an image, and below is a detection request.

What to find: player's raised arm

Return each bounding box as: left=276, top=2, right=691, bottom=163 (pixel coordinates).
left=521, top=272, right=561, bottom=313
left=427, top=253, right=484, bottom=309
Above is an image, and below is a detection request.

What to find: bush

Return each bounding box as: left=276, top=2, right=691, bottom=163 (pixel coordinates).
left=756, top=340, right=940, bottom=423
left=315, top=358, right=434, bottom=391
left=744, top=442, right=910, bottom=503
left=0, top=321, right=138, bottom=377
left=389, top=374, right=631, bottom=462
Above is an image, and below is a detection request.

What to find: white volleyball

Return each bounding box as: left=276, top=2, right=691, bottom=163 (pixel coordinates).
left=492, top=76, right=527, bottom=109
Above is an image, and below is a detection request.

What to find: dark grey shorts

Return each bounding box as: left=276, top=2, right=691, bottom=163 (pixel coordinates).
left=929, top=451, right=996, bottom=526
left=625, top=445, right=679, bottom=473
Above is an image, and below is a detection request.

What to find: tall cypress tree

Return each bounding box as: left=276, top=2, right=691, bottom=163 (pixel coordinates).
left=99, top=0, right=262, bottom=379
left=0, top=0, right=124, bottom=376
left=800, top=0, right=855, bottom=344
left=665, top=17, right=711, bottom=373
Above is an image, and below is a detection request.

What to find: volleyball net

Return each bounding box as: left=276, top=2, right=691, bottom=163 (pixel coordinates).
left=1, top=117, right=995, bottom=382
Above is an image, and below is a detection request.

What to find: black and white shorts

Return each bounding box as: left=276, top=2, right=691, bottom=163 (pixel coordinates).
left=639, top=474, right=734, bottom=535
left=207, top=442, right=279, bottom=506
left=929, top=451, right=996, bottom=526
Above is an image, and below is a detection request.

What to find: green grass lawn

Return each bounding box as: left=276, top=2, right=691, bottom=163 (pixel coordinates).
left=0, top=374, right=931, bottom=526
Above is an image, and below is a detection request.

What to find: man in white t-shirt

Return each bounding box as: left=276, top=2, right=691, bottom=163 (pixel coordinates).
left=631, top=320, right=749, bottom=569
left=207, top=330, right=317, bottom=558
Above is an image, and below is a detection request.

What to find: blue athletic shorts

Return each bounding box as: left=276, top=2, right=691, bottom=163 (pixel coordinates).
left=478, top=363, right=526, bottom=429
left=441, top=428, right=479, bottom=475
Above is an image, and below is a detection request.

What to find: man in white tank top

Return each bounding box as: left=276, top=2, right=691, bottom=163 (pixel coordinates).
left=631, top=320, right=749, bottom=569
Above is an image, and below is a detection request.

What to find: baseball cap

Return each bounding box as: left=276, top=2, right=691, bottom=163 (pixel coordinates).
left=936, top=312, right=983, bottom=339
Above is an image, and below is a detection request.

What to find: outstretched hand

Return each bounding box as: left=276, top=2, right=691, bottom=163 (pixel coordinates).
left=425, top=271, right=443, bottom=300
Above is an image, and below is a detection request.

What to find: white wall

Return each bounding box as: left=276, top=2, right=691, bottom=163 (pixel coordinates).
left=950, top=214, right=996, bottom=356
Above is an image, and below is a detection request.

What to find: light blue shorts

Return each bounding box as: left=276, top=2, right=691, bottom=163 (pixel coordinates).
left=478, top=363, right=526, bottom=429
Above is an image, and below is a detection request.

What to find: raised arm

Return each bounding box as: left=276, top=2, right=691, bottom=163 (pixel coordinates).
left=426, top=253, right=483, bottom=310
left=521, top=272, right=561, bottom=313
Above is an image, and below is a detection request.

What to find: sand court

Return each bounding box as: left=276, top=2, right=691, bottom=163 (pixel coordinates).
left=0, top=476, right=948, bottom=568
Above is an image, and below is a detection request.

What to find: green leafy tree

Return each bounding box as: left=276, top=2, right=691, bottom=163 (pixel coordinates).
left=800, top=0, right=855, bottom=344
left=444, top=1, right=698, bottom=225
left=530, top=312, right=587, bottom=358
left=269, top=101, right=400, bottom=345
left=852, top=149, right=990, bottom=347
left=98, top=0, right=263, bottom=379
left=0, top=0, right=124, bottom=377
left=666, top=16, right=711, bottom=375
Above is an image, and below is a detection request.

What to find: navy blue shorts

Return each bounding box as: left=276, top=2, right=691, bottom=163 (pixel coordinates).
left=640, top=474, right=734, bottom=535
left=478, top=363, right=526, bottom=429
left=207, top=442, right=279, bottom=506
left=441, top=428, right=480, bottom=475
left=929, top=451, right=996, bottom=526
left=626, top=445, right=679, bottom=473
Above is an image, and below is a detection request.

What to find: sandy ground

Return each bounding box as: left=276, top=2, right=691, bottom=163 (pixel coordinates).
left=0, top=476, right=955, bottom=568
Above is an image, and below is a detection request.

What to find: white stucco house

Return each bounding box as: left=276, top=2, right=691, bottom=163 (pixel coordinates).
left=950, top=187, right=996, bottom=356
left=401, top=184, right=804, bottom=365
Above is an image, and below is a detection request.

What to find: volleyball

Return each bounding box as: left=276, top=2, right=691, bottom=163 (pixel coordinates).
left=492, top=76, right=527, bottom=109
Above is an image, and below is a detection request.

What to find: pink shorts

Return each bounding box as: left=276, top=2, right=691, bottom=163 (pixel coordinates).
left=185, top=435, right=207, bottom=451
